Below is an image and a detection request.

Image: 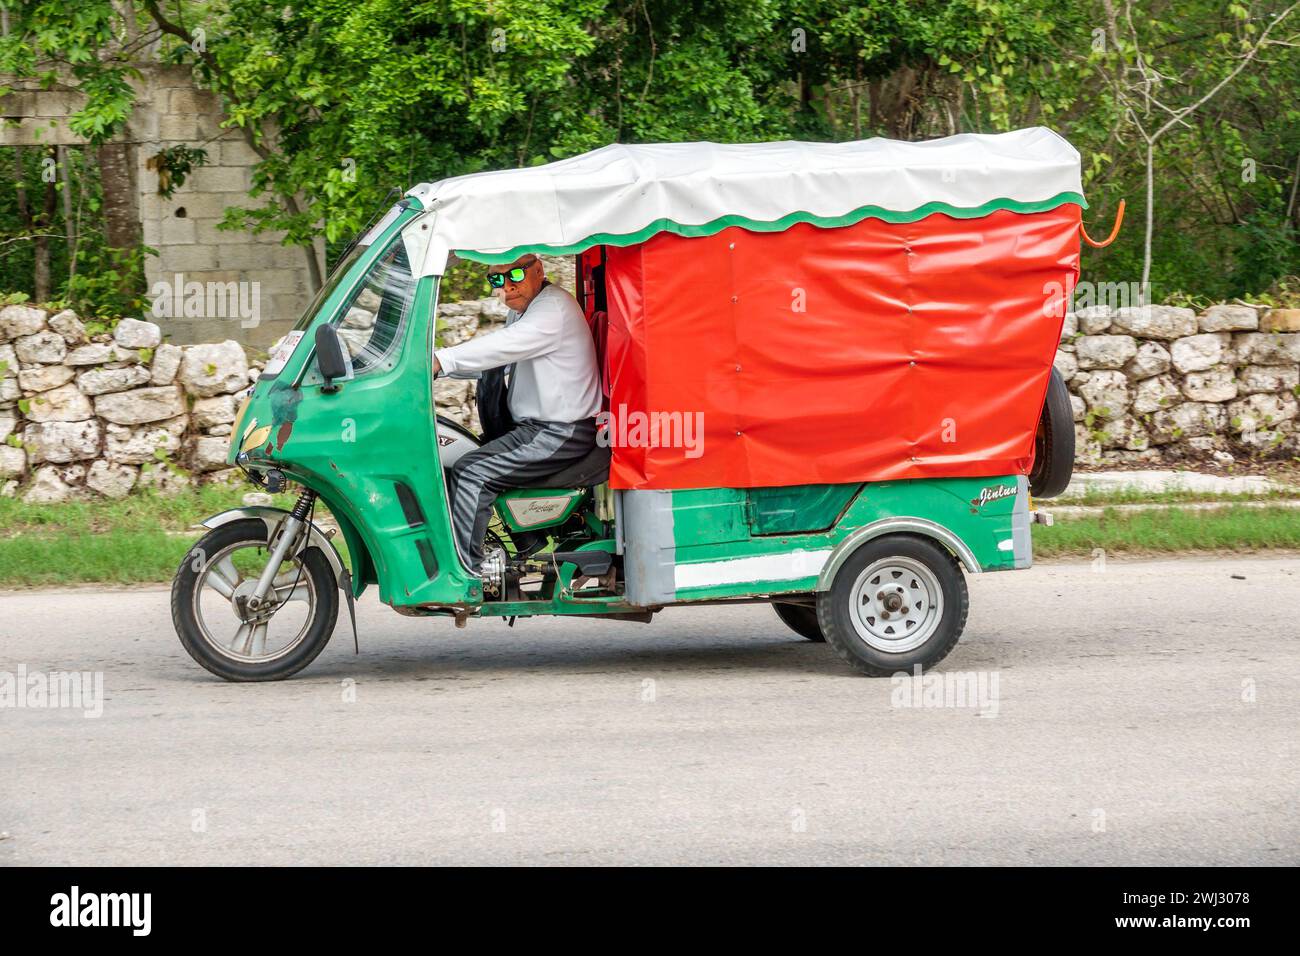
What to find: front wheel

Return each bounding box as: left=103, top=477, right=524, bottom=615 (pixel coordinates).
left=817, top=535, right=968, bottom=677
left=172, top=518, right=339, bottom=682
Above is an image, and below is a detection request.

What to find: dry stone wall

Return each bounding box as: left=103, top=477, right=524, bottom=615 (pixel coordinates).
left=0, top=304, right=259, bottom=503
left=1056, top=303, right=1300, bottom=465
left=0, top=298, right=508, bottom=503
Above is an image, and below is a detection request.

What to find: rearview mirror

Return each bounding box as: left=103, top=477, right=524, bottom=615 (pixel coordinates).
left=315, top=325, right=349, bottom=392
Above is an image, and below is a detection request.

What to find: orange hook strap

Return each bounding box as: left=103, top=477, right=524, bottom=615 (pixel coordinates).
left=1081, top=199, right=1125, bottom=248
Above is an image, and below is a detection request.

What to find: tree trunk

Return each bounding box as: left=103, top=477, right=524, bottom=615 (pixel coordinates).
left=11, top=147, right=41, bottom=300
left=1287, top=150, right=1300, bottom=229
left=97, top=142, right=140, bottom=251
left=96, top=142, right=142, bottom=296
left=33, top=148, right=58, bottom=301
left=851, top=60, right=862, bottom=138
left=12, top=147, right=31, bottom=229
left=59, top=146, right=77, bottom=282
left=1142, top=141, right=1154, bottom=299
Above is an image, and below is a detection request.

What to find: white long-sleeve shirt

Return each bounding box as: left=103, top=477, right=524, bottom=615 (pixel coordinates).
left=435, top=283, right=602, bottom=423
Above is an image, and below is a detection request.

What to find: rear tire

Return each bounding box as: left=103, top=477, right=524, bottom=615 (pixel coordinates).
left=817, top=535, right=968, bottom=677
left=773, top=601, right=825, bottom=642
left=1028, top=367, right=1075, bottom=499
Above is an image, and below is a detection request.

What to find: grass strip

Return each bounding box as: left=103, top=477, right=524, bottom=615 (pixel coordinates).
left=1055, top=487, right=1299, bottom=506
left=0, top=486, right=296, bottom=587
left=2, top=493, right=1298, bottom=587
left=1032, top=505, right=1300, bottom=557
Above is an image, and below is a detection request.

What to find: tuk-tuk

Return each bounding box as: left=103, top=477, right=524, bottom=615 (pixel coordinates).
left=172, top=127, right=1081, bottom=682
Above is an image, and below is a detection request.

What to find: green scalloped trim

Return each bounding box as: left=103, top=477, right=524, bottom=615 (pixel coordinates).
left=453, top=191, right=1086, bottom=263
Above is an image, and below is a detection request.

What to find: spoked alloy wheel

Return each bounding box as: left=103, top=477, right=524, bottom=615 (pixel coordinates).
left=172, top=519, right=339, bottom=682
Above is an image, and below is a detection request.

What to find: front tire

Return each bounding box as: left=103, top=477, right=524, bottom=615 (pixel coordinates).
left=172, top=518, right=339, bottom=682
left=817, top=535, right=968, bottom=677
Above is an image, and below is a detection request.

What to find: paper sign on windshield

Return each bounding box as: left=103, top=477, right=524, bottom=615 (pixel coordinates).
left=263, top=330, right=305, bottom=377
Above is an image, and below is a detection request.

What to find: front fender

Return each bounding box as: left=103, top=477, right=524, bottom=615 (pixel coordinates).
left=201, top=507, right=347, bottom=588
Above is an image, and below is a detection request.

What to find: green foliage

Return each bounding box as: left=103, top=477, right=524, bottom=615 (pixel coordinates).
left=440, top=256, right=494, bottom=303
left=62, top=245, right=155, bottom=319
left=145, top=144, right=209, bottom=199
left=1251, top=275, right=1300, bottom=308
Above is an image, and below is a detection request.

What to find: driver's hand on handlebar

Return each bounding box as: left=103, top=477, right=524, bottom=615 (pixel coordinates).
left=431, top=355, right=441, bottom=376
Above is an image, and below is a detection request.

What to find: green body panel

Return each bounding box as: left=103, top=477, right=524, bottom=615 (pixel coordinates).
left=658, top=477, right=1021, bottom=603
left=747, top=483, right=864, bottom=535
left=494, top=488, right=587, bottom=532
left=230, top=197, right=481, bottom=609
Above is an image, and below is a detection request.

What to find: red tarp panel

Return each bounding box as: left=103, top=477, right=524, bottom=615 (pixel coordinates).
left=603, top=206, right=1081, bottom=490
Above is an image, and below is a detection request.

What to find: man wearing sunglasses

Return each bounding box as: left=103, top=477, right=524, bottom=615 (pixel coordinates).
left=432, top=253, right=601, bottom=575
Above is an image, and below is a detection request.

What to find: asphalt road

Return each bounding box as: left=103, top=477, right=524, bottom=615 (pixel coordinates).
left=1, top=555, right=1297, bottom=866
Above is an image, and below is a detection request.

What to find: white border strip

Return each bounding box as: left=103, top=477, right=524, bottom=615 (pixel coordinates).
left=674, top=549, right=833, bottom=590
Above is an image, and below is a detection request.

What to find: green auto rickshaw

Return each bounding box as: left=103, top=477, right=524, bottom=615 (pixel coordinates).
left=172, top=128, right=1081, bottom=681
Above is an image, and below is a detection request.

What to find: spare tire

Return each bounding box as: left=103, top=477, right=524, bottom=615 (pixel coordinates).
left=1028, top=367, right=1075, bottom=499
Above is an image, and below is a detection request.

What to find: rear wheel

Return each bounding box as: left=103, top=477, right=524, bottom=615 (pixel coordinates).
left=773, top=601, right=825, bottom=642
left=172, top=519, right=339, bottom=682
left=817, top=535, right=968, bottom=677
left=1028, top=367, right=1075, bottom=498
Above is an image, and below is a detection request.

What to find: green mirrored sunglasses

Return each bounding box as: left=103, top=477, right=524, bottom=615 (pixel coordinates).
left=487, top=265, right=530, bottom=288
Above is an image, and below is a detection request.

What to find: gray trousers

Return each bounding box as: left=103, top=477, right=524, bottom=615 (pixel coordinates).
left=448, top=418, right=597, bottom=572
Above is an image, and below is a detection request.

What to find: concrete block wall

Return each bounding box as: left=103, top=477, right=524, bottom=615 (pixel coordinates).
left=1, top=65, right=320, bottom=351
left=137, top=67, right=319, bottom=350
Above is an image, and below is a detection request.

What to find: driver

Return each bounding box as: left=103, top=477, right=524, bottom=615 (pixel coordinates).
left=432, top=254, right=601, bottom=575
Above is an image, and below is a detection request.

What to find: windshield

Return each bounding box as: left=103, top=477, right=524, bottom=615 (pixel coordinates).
left=291, top=242, right=367, bottom=333
left=332, top=238, right=414, bottom=375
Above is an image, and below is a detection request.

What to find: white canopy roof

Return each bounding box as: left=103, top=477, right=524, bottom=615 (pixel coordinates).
left=405, top=127, right=1083, bottom=269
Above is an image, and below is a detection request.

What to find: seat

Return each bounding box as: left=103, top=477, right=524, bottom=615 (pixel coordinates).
left=530, top=442, right=611, bottom=489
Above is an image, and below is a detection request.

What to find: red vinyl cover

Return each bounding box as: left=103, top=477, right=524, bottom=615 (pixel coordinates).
left=603, top=206, right=1081, bottom=490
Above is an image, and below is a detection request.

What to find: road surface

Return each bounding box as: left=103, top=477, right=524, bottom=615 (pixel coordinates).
left=1, top=555, right=1297, bottom=865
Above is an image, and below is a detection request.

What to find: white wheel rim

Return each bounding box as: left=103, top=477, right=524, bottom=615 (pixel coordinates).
left=191, top=541, right=317, bottom=664
left=848, top=556, right=943, bottom=653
